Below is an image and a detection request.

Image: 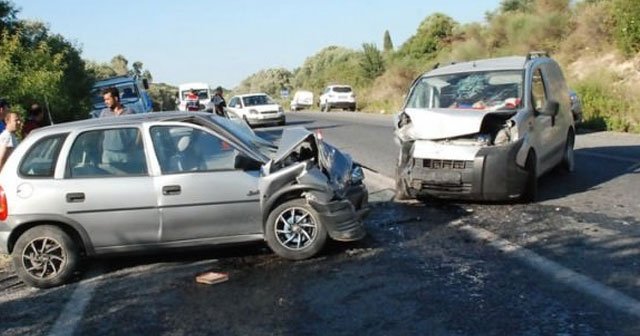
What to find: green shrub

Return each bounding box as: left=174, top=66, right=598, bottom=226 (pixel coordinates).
left=573, top=71, right=637, bottom=132
left=612, top=0, right=640, bottom=55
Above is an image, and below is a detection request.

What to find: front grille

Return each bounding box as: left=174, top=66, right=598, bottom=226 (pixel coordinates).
left=422, top=182, right=473, bottom=193
left=261, top=111, right=278, bottom=115
left=419, top=159, right=473, bottom=170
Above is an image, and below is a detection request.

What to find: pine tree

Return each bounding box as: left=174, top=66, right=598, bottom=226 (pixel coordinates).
left=383, top=30, right=394, bottom=52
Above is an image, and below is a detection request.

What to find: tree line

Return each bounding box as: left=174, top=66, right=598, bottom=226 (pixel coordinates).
left=234, top=0, right=640, bottom=132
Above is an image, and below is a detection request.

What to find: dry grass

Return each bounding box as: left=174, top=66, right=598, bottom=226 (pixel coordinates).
left=0, top=253, right=10, bottom=271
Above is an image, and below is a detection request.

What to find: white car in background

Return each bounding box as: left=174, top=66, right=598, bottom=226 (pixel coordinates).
left=227, top=93, right=286, bottom=127
left=290, top=90, right=314, bottom=111
left=319, top=85, right=356, bottom=112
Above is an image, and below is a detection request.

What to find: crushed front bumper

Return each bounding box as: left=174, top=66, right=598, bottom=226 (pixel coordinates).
left=309, top=184, right=368, bottom=241
left=403, top=139, right=528, bottom=201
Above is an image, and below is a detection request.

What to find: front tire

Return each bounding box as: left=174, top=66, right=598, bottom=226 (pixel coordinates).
left=520, top=151, right=538, bottom=203
left=560, top=131, right=575, bottom=173
left=12, top=225, right=80, bottom=288
left=265, top=199, right=327, bottom=260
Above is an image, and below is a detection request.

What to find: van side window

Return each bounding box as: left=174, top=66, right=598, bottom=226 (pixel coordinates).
left=531, top=69, right=547, bottom=113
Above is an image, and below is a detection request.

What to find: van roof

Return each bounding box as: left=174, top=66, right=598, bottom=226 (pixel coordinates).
left=178, top=82, right=210, bottom=91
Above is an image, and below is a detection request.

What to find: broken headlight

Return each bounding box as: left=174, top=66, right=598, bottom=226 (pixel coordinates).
left=350, top=165, right=364, bottom=185
left=494, top=120, right=519, bottom=146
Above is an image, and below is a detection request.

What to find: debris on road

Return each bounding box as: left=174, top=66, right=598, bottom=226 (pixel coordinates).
left=195, top=271, right=229, bottom=285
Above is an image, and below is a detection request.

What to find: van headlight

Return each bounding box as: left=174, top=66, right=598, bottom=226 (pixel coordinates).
left=494, top=120, right=519, bottom=145
left=351, top=165, right=364, bottom=184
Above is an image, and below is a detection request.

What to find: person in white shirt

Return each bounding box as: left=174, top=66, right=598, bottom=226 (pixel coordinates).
left=0, top=111, right=21, bottom=171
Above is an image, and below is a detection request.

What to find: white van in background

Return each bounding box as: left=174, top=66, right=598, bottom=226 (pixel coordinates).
left=290, top=90, right=314, bottom=111
left=177, top=82, right=211, bottom=111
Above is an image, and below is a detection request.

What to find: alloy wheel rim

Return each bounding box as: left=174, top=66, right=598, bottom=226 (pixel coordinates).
left=274, top=207, right=317, bottom=250
left=21, top=237, right=65, bottom=279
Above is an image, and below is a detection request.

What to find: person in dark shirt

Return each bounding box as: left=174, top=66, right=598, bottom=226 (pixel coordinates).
left=21, top=103, right=45, bottom=138
left=210, top=86, right=226, bottom=117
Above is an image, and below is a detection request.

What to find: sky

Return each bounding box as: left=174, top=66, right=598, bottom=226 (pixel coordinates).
left=13, top=0, right=502, bottom=88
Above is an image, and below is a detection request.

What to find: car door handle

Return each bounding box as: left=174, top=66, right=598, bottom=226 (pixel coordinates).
left=162, top=185, right=181, bottom=196
left=66, top=192, right=85, bottom=203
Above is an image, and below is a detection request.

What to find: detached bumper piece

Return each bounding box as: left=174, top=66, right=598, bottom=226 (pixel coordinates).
left=309, top=184, right=368, bottom=241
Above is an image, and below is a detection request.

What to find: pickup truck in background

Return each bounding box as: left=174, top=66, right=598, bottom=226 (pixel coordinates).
left=89, top=75, right=153, bottom=118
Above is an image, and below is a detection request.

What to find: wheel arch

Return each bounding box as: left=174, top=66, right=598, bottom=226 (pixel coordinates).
left=8, top=219, right=91, bottom=256
left=262, top=184, right=326, bottom=226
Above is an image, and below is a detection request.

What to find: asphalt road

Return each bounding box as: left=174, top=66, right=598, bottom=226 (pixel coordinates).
left=1, top=111, right=639, bottom=335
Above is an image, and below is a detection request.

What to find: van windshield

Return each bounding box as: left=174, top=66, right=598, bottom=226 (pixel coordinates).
left=406, top=70, right=524, bottom=111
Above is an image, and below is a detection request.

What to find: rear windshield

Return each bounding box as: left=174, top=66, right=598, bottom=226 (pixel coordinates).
left=406, top=70, right=524, bottom=111
left=332, top=87, right=352, bottom=93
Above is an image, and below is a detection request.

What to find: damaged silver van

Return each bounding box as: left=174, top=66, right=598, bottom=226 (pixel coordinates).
left=394, top=52, right=575, bottom=202
left=0, top=112, right=368, bottom=288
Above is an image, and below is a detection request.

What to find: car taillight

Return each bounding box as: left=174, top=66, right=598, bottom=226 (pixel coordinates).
left=0, top=186, right=7, bottom=221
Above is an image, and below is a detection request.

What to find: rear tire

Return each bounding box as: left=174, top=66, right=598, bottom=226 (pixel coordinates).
left=265, top=199, right=327, bottom=260
left=12, top=225, right=80, bottom=288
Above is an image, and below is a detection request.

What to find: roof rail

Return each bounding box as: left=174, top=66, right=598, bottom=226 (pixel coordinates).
left=527, top=51, right=548, bottom=60
left=432, top=61, right=457, bottom=70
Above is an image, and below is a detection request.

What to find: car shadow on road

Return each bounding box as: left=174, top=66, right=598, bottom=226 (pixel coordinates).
left=537, top=145, right=640, bottom=202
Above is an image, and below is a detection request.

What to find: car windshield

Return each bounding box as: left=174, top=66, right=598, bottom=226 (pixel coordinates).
left=181, top=89, right=209, bottom=100
left=91, top=83, right=139, bottom=106
left=206, top=115, right=275, bottom=159
left=242, top=95, right=275, bottom=106
left=406, top=70, right=523, bottom=111
left=332, top=87, right=352, bottom=93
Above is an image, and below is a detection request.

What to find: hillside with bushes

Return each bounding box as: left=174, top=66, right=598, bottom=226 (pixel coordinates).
left=236, top=0, right=640, bottom=133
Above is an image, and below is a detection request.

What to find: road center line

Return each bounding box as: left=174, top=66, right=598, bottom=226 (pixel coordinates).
left=456, top=224, right=640, bottom=318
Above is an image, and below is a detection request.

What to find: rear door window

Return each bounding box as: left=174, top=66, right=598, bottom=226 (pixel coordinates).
left=19, top=134, right=67, bottom=177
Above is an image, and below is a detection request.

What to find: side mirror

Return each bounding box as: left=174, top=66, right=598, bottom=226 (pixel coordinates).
left=234, top=153, right=262, bottom=171
left=543, top=100, right=559, bottom=117
left=142, top=78, right=150, bottom=90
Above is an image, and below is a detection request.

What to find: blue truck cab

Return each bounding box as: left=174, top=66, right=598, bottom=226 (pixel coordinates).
left=90, top=75, right=153, bottom=118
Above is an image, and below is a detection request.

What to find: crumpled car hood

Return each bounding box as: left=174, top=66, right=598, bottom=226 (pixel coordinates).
left=397, top=108, right=497, bottom=140
left=265, top=127, right=353, bottom=195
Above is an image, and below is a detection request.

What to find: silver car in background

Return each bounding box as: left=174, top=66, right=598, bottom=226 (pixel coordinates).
left=0, top=112, right=368, bottom=288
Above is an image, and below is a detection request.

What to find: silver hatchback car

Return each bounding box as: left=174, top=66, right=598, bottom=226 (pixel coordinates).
left=0, top=112, right=368, bottom=288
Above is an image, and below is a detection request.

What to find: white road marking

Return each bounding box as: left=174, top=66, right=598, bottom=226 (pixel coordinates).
left=363, top=168, right=640, bottom=318
left=457, top=224, right=640, bottom=318
left=47, top=276, right=100, bottom=336
left=627, top=161, right=640, bottom=173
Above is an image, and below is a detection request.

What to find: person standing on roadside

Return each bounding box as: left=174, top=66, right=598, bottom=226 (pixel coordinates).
left=0, top=111, right=22, bottom=171
left=98, top=87, right=136, bottom=166
left=21, top=103, right=45, bottom=138
left=99, top=87, right=132, bottom=118
left=210, top=86, right=226, bottom=117
left=0, top=98, right=10, bottom=133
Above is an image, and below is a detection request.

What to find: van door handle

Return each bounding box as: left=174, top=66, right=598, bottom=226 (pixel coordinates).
left=162, top=185, right=181, bottom=195
left=66, top=192, right=85, bottom=203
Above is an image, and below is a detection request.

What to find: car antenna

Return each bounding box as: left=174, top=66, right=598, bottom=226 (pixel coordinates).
left=44, top=95, right=54, bottom=125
